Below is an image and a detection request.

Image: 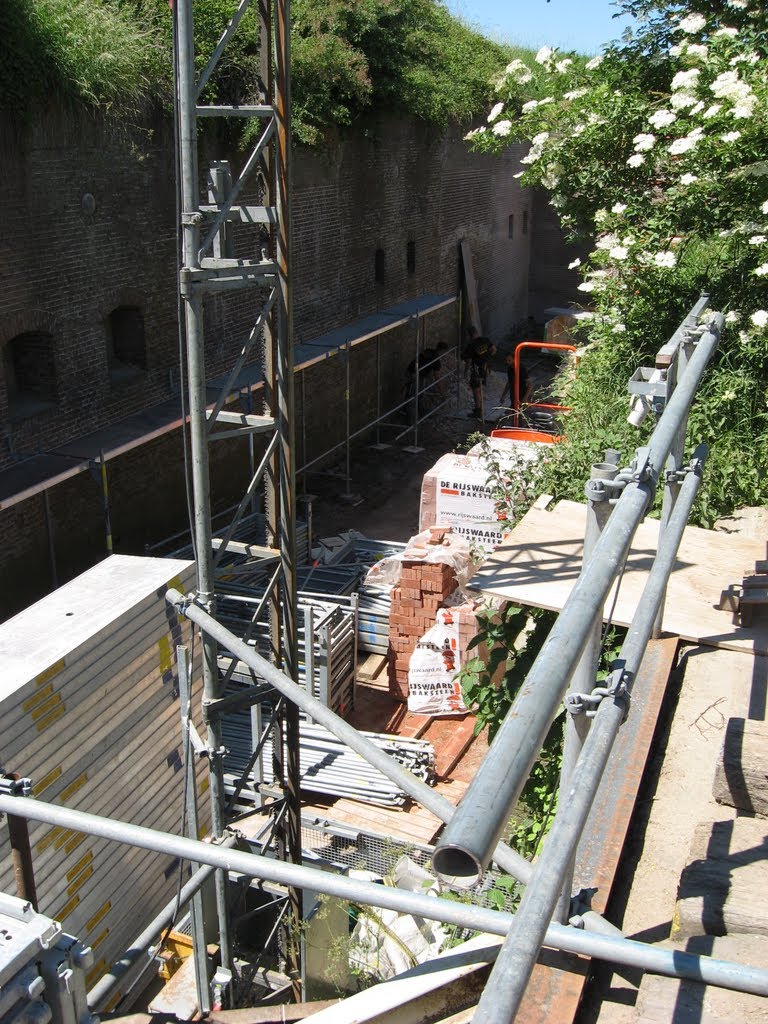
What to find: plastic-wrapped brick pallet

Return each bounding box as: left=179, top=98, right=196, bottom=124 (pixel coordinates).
left=419, top=438, right=541, bottom=552
left=0, top=555, right=207, bottom=1004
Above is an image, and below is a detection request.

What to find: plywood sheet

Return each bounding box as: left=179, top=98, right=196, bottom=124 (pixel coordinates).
left=469, top=500, right=768, bottom=655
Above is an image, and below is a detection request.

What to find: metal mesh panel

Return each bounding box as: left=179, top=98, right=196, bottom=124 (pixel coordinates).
left=300, top=822, right=520, bottom=915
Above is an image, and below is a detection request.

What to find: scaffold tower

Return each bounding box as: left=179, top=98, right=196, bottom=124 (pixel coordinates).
left=173, top=0, right=302, bottom=1003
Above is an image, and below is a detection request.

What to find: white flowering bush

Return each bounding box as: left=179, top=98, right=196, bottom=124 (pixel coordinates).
left=467, top=0, right=768, bottom=524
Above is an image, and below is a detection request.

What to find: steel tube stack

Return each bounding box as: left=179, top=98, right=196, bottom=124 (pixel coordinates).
left=432, top=312, right=722, bottom=885
left=473, top=454, right=706, bottom=1024
left=1, top=794, right=766, bottom=999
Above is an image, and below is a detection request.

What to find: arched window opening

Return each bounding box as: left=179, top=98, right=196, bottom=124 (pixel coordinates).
left=406, top=239, right=416, bottom=275
left=3, top=331, right=58, bottom=421
left=374, top=248, right=386, bottom=284
left=107, top=306, right=147, bottom=384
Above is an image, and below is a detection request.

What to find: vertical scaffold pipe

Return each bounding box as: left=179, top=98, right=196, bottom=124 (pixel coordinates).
left=175, top=0, right=232, bottom=978
left=274, top=0, right=303, bottom=997
left=556, top=457, right=618, bottom=923
left=431, top=314, right=722, bottom=885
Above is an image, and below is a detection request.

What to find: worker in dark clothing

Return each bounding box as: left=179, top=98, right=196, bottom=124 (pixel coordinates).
left=406, top=342, right=449, bottom=409
left=500, top=349, right=533, bottom=414
left=461, top=326, right=496, bottom=419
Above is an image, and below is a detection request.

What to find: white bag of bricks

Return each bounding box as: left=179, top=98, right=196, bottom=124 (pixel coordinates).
left=407, top=607, right=467, bottom=716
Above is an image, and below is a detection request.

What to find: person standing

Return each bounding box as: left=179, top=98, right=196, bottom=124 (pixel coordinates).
left=462, top=326, right=496, bottom=420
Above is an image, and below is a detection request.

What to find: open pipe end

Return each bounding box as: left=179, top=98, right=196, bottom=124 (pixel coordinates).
left=431, top=844, right=484, bottom=889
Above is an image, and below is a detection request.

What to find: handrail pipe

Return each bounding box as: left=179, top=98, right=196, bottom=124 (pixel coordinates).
left=474, top=451, right=707, bottom=1023
left=431, top=312, right=722, bottom=884
left=0, top=793, right=765, bottom=999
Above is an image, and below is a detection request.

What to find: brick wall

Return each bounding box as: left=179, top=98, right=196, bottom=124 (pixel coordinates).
left=528, top=189, right=587, bottom=320
left=0, top=108, right=575, bottom=621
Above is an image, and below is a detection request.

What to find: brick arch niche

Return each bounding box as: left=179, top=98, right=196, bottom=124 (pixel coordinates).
left=106, top=305, right=147, bottom=385
left=2, top=331, right=58, bottom=422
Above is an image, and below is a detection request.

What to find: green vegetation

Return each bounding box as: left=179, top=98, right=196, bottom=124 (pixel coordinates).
left=3, top=0, right=514, bottom=144
left=469, top=0, right=768, bottom=527
left=290, top=0, right=516, bottom=144
left=4, top=0, right=166, bottom=113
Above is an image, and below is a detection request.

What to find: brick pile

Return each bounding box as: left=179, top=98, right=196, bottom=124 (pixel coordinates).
left=387, top=527, right=460, bottom=702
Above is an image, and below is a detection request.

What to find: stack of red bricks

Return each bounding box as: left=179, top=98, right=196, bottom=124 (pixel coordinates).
left=387, top=539, right=459, bottom=703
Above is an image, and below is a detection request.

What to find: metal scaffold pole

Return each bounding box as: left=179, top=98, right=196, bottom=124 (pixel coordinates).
left=175, top=0, right=233, bottom=984
left=272, top=0, right=303, bottom=996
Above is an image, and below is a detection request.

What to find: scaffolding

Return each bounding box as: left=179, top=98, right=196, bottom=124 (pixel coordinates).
left=6, top=297, right=768, bottom=1021
left=173, top=0, right=301, bottom=1006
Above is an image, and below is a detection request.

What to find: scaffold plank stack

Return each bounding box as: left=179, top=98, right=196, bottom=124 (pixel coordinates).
left=0, top=555, right=206, bottom=999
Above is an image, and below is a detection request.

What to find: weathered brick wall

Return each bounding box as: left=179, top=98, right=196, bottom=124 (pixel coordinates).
left=292, top=120, right=533, bottom=345
left=528, top=189, right=586, bottom=320
left=0, top=110, right=181, bottom=469
left=0, top=108, right=573, bottom=621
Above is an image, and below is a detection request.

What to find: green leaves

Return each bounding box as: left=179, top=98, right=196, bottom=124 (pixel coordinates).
left=468, top=0, right=768, bottom=527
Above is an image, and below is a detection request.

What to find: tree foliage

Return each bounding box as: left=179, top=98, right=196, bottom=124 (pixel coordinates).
left=469, top=0, right=768, bottom=524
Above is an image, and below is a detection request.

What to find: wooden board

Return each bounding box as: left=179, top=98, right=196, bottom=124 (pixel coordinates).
left=469, top=500, right=768, bottom=655
left=460, top=239, right=482, bottom=335
left=301, top=797, right=444, bottom=847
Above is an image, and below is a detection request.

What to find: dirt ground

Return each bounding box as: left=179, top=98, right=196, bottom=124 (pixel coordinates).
left=306, top=354, right=558, bottom=545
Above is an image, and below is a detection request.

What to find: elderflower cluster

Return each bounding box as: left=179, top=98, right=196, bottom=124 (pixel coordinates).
left=677, top=13, right=707, bottom=34
left=633, top=133, right=656, bottom=152
left=519, top=131, right=550, bottom=163
left=501, top=58, right=533, bottom=87
left=671, top=68, right=700, bottom=92
left=535, top=45, right=555, bottom=67
left=668, top=127, right=704, bottom=154
left=649, top=108, right=676, bottom=129
left=709, top=70, right=757, bottom=118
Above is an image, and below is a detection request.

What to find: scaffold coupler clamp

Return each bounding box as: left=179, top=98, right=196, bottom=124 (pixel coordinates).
left=564, top=667, right=631, bottom=721
left=563, top=691, right=601, bottom=717
left=605, top=666, right=632, bottom=722
left=0, top=773, right=32, bottom=818
left=630, top=446, right=652, bottom=484
left=0, top=774, right=31, bottom=797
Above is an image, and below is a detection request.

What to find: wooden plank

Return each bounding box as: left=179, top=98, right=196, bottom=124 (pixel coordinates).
left=516, top=638, right=678, bottom=1024
left=356, top=653, right=387, bottom=684
left=469, top=500, right=768, bottom=655
left=301, top=798, right=442, bottom=847
left=714, top=717, right=768, bottom=815
left=460, top=239, right=482, bottom=334
left=675, top=817, right=768, bottom=938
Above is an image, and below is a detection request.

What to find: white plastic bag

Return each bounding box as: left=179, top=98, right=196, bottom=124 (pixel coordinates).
left=363, top=528, right=472, bottom=589
left=407, top=608, right=467, bottom=716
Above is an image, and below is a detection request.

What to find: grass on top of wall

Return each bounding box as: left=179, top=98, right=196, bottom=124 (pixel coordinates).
left=3, top=0, right=529, bottom=145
